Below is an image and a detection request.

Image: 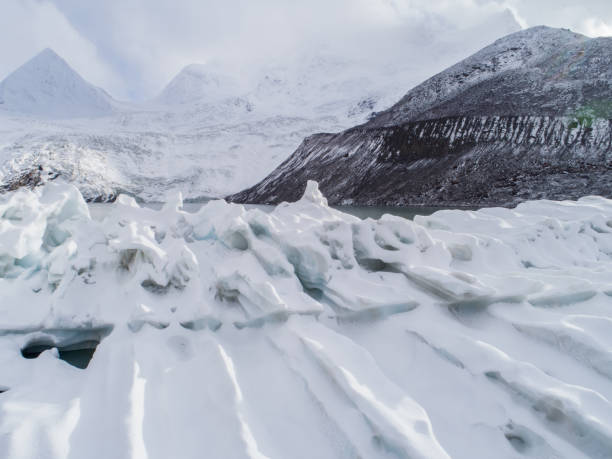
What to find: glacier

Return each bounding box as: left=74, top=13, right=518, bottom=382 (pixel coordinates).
left=0, top=182, right=612, bottom=458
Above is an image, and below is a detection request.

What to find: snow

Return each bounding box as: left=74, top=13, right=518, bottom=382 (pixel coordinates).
left=0, top=49, right=114, bottom=118
left=1, top=181, right=611, bottom=458
left=374, top=26, right=593, bottom=125
left=155, top=64, right=243, bottom=106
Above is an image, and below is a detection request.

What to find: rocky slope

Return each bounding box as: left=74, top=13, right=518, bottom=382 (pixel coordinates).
left=229, top=27, right=612, bottom=206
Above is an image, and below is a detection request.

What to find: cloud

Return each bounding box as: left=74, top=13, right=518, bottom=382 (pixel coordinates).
left=0, top=0, right=123, bottom=97
left=46, top=0, right=521, bottom=100
left=581, top=17, right=612, bottom=37
left=499, top=3, right=528, bottom=29
left=501, top=0, right=612, bottom=37
left=2, top=0, right=609, bottom=101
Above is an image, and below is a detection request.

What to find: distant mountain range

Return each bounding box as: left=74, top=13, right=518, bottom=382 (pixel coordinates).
left=0, top=11, right=529, bottom=202
left=230, top=26, right=612, bottom=206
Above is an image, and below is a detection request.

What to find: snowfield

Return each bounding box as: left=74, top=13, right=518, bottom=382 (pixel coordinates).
left=1, top=182, right=612, bottom=458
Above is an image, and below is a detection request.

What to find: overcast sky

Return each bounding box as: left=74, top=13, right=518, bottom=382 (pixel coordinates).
left=1, top=0, right=611, bottom=101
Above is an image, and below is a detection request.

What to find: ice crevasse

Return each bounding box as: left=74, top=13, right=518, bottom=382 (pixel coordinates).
left=0, top=181, right=612, bottom=459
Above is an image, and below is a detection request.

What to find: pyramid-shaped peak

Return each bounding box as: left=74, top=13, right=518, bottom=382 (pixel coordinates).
left=0, top=48, right=114, bottom=118
left=16, top=48, right=80, bottom=79
left=181, top=63, right=208, bottom=74
left=36, top=47, right=63, bottom=60
left=155, top=63, right=241, bottom=105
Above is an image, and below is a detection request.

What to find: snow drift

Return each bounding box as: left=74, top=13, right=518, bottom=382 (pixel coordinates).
left=1, top=182, right=612, bottom=458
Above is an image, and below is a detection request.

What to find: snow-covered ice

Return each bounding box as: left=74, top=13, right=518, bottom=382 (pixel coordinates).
left=1, top=181, right=612, bottom=458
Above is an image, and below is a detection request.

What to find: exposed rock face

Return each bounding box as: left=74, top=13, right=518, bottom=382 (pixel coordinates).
left=230, top=116, right=612, bottom=206
left=229, top=27, right=612, bottom=206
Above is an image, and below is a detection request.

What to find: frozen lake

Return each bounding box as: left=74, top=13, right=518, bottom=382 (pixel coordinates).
left=89, top=201, right=479, bottom=221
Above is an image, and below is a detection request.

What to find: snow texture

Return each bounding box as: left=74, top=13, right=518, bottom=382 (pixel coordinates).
left=1, top=181, right=612, bottom=458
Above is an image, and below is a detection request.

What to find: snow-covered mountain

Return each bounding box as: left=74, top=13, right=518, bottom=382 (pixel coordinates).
left=155, top=64, right=243, bottom=106
left=371, top=26, right=602, bottom=125
left=0, top=48, right=114, bottom=118
left=230, top=26, right=612, bottom=206
left=0, top=10, right=521, bottom=201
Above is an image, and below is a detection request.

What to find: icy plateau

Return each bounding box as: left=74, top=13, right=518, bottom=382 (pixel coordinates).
left=0, top=182, right=612, bottom=458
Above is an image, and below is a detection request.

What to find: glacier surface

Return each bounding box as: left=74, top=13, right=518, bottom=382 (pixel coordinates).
left=1, top=182, right=612, bottom=458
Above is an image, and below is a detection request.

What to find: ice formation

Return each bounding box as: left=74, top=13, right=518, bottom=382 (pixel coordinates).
left=1, top=182, right=612, bottom=458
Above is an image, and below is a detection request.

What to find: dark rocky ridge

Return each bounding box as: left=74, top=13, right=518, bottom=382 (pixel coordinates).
left=230, top=115, right=612, bottom=206
left=229, top=27, right=612, bottom=206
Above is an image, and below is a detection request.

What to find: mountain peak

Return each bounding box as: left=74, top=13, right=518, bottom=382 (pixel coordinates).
left=17, top=48, right=75, bottom=77
left=371, top=26, right=592, bottom=126
left=155, top=63, right=241, bottom=105
left=493, top=24, right=586, bottom=45
left=0, top=48, right=114, bottom=118
left=36, top=47, right=62, bottom=60
left=181, top=63, right=208, bottom=74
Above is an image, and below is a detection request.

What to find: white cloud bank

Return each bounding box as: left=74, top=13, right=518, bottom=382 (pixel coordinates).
left=0, top=0, right=610, bottom=100
left=582, top=17, right=612, bottom=37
